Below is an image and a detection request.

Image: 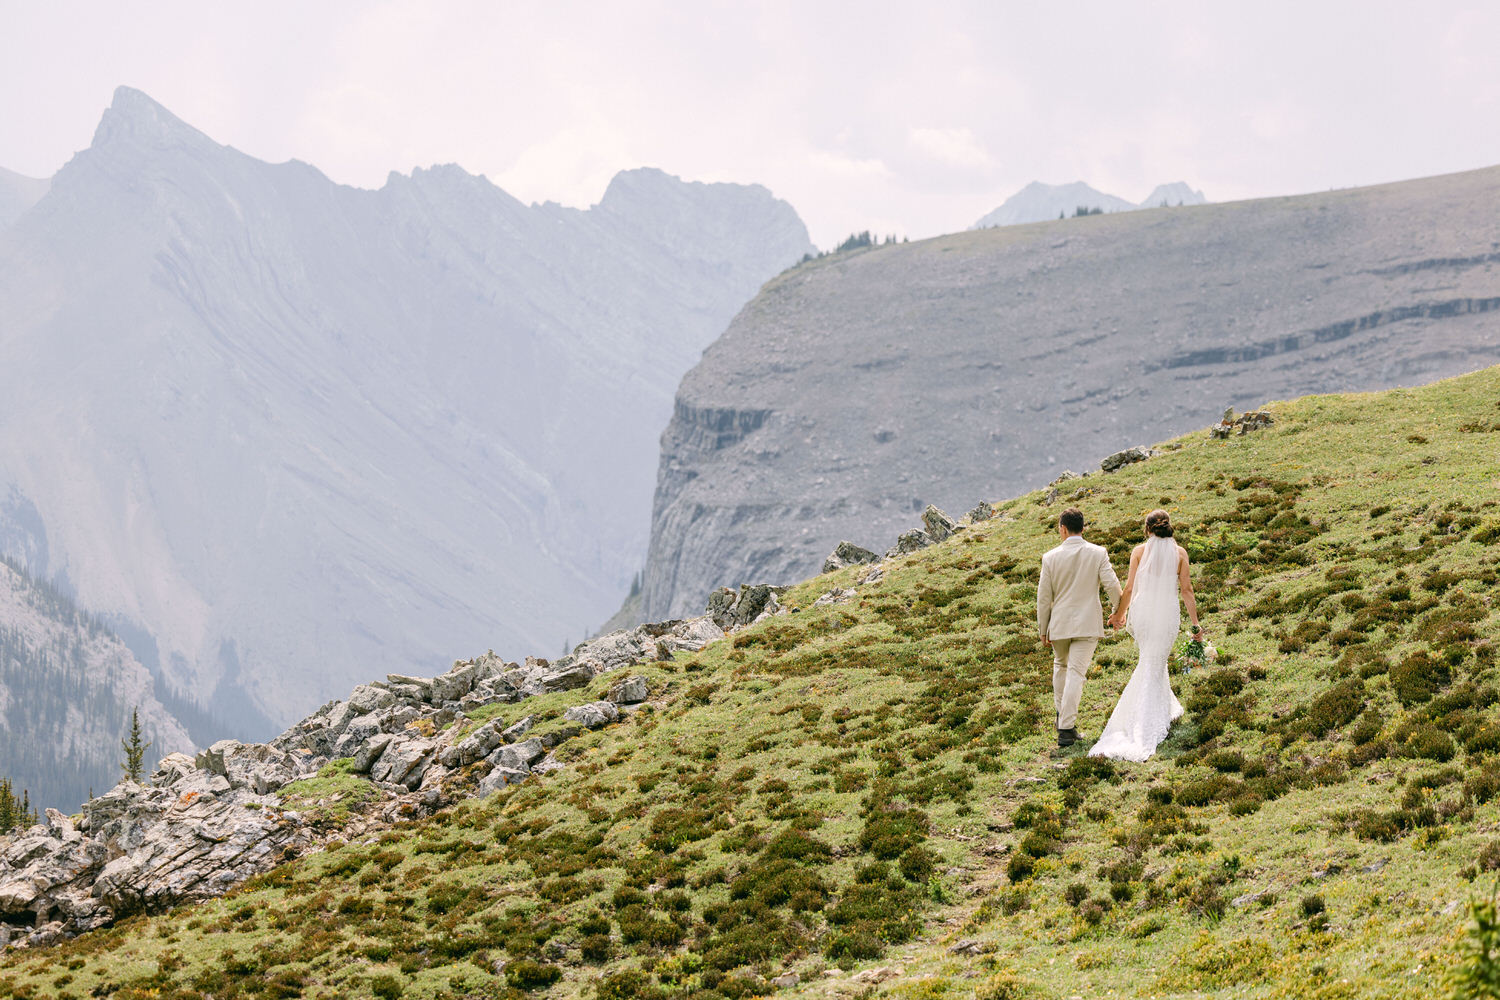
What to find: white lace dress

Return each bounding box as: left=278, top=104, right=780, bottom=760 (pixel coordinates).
left=1089, top=535, right=1185, bottom=762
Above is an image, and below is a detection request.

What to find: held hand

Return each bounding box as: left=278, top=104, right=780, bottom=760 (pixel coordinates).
left=1040, top=633, right=1051, bottom=648
left=1107, top=612, right=1125, bottom=629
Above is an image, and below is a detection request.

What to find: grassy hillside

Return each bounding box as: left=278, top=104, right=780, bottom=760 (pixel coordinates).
left=5, top=367, right=1500, bottom=999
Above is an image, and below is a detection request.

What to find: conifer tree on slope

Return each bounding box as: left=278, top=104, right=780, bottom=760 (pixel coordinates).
left=121, top=707, right=151, bottom=784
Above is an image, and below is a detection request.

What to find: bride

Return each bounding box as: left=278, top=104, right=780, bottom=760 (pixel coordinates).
left=1090, top=509, right=1202, bottom=762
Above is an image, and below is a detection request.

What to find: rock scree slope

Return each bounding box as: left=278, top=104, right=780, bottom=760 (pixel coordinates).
left=642, top=165, right=1500, bottom=622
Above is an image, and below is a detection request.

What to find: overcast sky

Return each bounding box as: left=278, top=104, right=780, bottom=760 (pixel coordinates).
left=3, top=1, right=1499, bottom=247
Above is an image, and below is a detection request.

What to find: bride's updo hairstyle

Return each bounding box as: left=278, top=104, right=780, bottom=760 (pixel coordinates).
left=1145, top=509, right=1174, bottom=537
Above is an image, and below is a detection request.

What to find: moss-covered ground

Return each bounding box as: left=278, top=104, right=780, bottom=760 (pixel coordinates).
left=4, top=367, right=1500, bottom=999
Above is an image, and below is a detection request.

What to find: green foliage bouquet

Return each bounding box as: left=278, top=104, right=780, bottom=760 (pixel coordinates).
left=1176, top=626, right=1216, bottom=674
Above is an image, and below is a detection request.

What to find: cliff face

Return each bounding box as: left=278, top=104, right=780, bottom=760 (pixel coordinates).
left=642, top=165, right=1500, bottom=620
left=0, top=87, right=813, bottom=733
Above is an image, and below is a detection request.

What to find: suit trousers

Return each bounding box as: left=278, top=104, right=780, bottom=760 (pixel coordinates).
left=1051, top=636, right=1098, bottom=731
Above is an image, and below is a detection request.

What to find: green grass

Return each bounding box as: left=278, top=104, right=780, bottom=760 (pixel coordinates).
left=4, top=366, right=1500, bottom=999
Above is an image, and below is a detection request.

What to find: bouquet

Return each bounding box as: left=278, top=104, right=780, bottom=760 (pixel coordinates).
left=1176, top=626, right=1217, bottom=674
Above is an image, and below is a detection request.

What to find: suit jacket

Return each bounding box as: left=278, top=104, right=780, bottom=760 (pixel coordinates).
left=1036, top=536, right=1122, bottom=640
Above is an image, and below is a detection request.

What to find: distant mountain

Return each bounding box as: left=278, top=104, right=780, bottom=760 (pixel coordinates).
left=1140, top=181, right=1206, bottom=208
left=0, top=165, right=49, bottom=229
left=0, top=555, right=195, bottom=811
left=972, top=179, right=1207, bottom=228
left=642, top=165, right=1500, bottom=621
left=972, top=181, right=1138, bottom=227
left=0, top=86, right=813, bottom=734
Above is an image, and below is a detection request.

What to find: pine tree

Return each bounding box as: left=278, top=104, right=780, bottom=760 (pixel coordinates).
left=0, top=778, right=14, bottom=833
left=20, top=789, right=34, bottom=827
left=121, top=707, right=151, bottom=783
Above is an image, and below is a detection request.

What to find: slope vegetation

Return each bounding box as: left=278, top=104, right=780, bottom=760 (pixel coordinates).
left=4, top=367, right=1499, bottom=998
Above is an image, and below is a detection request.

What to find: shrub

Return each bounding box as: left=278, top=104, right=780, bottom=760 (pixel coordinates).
left=1480, top=842, right=1500, bottom=873
left=1006, top=852, right=1035, bottom=882
left=580, top=934, right=614, bottom=963
left=1391, top=651, right=1451, bottom=706
left=597, top=970, right=663, bottom=1000
left=506, top=959, right=563, bottom=990
left=370, top=975, right=404, bottom=1000
left=1204, top=751, right=1244, bottom=773
left=1467, top=764, right=1500, bottom=804
left=578, top=911, right=611, bottom=936
left=1303, top=678, right=1367, bottom=737
left=899, top=845, right=937, bottom=883
left=1395, top=722, right=1458, bottom=762
left=1451, top=888, right=1500, bottom=999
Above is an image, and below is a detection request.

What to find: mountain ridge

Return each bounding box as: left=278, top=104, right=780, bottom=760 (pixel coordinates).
left=641, top=162, right=1500, bottom=623
left=0, top=86, right=813, bottom=735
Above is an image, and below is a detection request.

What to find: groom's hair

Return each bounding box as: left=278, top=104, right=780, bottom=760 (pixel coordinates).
left=1059, top=508, right=1085, bottom=533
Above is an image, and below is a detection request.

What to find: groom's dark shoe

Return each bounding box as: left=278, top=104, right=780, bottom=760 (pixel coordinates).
left=1057, top=728, right=1079, bottom=747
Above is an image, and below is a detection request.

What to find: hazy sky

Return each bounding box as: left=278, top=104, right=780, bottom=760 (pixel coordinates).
left=4, top=1, right=1499, bottom=246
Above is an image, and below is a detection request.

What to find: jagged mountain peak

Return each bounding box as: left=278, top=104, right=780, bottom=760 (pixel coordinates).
left=1141, top=180, right=1207, bottom=207
left=91, top=86, right=216, bottom=154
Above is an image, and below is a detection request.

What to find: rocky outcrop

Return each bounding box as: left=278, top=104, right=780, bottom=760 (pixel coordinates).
left=706, top=585, right=787, bottom=630
left=1210, top=408, right=1275, bottom=439
left=0, top=614, right=723, bottom=951
left=1100, top=446, right=1155, bottom=473
left=640, top=164, right=1500, bottom=620
left=920, top=505, right=960, bottom=542
left=822, top=541, right=879, bottom=575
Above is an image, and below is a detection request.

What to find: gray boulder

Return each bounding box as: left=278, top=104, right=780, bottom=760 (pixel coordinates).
left=332, top=713, right=383, bottom=758
left=195, top=741, right=301, bottom=795
left=563, top=701, right=619, bottom=729
left=540, top=659, right=596, bottom=692
left=492, top=738, right=547, bottom=772
left=1101, top=445, right=1154, bottom=472
left=477, top=767, right=529, bottom=796
left=965, top=501, right=995, bottom=523
left=921, top=504, right=959, bottom=542
left=438, top=719, right=509, bottom=768
left=349, top=734, right=394, bottom=774
left=149, top=753, right=197, bottom=788
left=368, top=735, right=436, bottom=790
left=707, top=584, right=787, bottom=630
left=430, top=659, right=484, bottom=703
left=886, top=529, right=934, bottom=559
left=608, top=675, right=649, bottom=705
left=822, top=540, right=879, bottom=574
left=328, top=684, right=398, bottom=734
left=385, top=673, right=434, bottom=697
left=502, top=716, right=535, bottom=742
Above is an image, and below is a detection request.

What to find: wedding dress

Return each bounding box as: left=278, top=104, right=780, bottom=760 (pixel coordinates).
left=1089, top=535, right=1185, bottom=762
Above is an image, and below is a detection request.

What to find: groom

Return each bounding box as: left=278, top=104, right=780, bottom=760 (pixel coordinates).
left=1036, top=507, right=1122, bottom=747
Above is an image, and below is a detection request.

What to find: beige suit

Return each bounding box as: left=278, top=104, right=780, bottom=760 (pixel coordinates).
left=1037, top=535, right=1122, bottom=730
